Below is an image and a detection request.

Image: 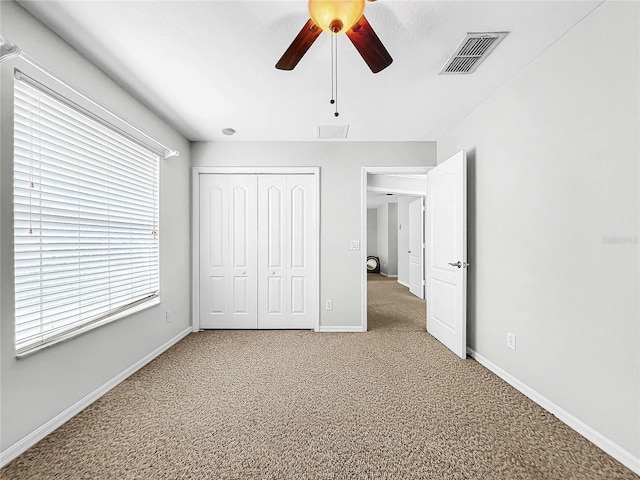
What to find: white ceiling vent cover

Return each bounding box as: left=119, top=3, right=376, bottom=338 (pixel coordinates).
left=317, top=125, right=349, bottom=139
left=440, top=32, right=508, bottom=75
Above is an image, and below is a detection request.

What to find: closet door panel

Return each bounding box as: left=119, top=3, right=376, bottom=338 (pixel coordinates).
left=258, top=176, right=287, bottom=328
left=199, top=174, right=257, bottom=329
left=290, top=276, right=306, bottom=314
left=268, top=277, right=283, bottom=313
left=287, top=175, right=316, bottom=329
left=228, top=176, right=258, bottom=324
left=200, top=175, right=228, bottom=327
left=290, top=186, right=307, bottom=269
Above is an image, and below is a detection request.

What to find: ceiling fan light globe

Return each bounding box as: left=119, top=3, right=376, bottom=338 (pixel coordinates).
left=308, top=0, right=365, bottom=34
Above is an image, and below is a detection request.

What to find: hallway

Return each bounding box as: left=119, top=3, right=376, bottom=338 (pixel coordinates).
left=367, top=273, right=426, bottom=332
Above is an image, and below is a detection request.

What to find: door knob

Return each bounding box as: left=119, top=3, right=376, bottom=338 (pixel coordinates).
left=241, top=271, right=246, bottom=275
left=408, top=250, right=411, bottom=254
left=448, top=261, right=470, bottom=268
left=270, top=271, right=275, bottom=275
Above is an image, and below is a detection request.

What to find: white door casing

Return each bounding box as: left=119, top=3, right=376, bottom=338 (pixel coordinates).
left=257, top=175, right=316, bottom=329
left=408, top=197, right=425, bottom=299
left=199, top=174, right=258, bottom=329
left=426, top=151, right=467, bottom=359
left=360, top=166, right=433, bottom=332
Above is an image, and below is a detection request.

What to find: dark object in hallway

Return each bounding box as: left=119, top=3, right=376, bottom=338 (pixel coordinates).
left=366, top=255, right=380, bottom=273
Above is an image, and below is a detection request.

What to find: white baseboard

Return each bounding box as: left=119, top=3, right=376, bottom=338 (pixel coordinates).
left=380, top=273, right=398, bottom=278
left=467, top=348, right=640, bottom=476
left=397, top=279, right=410, bottom=288
left=0, top=327, right=192, bottom=468
left=317, top=325, right=364, bottom=333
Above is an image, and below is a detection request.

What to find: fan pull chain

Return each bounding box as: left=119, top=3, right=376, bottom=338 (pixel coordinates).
left=330, top=33, right=334, bottom=106
left=334, top=35, right=339, bottom=117
left=329, top=34, right=339, bottom=117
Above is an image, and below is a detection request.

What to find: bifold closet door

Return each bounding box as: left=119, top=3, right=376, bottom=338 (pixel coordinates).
left=258, top=175, right=316, bottom=329
left=199, top=174, right=257, bottom=328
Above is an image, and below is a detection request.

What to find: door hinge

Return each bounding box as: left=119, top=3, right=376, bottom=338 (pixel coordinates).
left=422, top=280, right=425, bottom=286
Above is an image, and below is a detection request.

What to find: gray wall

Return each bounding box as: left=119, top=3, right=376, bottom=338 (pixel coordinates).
left=0, top=2, right=192, bottom=453
left=437, top=1, right=639, bottom=459
left=367, top=209, right=378, bottom=257
left=191, top=142, right=437, bottom=327
left=375, top=203, right=398, bottom=277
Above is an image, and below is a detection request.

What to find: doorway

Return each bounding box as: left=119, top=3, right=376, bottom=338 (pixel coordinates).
left=361, top=167, right=433, bottom=332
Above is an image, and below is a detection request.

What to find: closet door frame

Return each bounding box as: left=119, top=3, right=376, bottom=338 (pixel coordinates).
left=192, top=166, right=320, bottom=332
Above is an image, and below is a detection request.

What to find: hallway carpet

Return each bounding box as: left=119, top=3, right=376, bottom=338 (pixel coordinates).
left=2, top=275, right=637, bottom=479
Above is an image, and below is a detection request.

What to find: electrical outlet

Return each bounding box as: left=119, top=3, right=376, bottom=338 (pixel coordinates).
left=507, top=332, right=516, bottom=350
left=349, top=240, right=360, bottom=251
left=325, top=300, right=333, bottom=310
left=165, top=310, right=172, bottom=323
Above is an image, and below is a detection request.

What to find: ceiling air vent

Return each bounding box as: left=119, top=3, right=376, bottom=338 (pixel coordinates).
left=440, top=32, right=508, bottom=75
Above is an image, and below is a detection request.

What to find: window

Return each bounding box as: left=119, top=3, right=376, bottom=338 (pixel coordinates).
left=13, top=71, right=160, bottom=355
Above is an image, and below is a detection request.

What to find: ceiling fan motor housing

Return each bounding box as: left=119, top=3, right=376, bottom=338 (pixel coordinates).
left=308, top=0, right=365, bottom=34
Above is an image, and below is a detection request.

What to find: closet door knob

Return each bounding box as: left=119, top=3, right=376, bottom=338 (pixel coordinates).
left=270, top=271, right=275, bottom=275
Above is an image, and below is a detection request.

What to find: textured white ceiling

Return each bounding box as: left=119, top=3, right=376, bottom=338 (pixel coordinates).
left=17, top=0, right=601, bottom=142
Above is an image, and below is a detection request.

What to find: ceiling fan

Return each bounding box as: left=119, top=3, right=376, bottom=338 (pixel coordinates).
left=276, top=0, right=393, bottom=74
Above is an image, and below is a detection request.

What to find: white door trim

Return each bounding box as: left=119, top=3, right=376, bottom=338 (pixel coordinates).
left=367, top=186, right=427, bottom=196
left=192, top=166, right=321, bottom=333
left=408, top=197, right=425, bottom=299
left=361, top=166, right=433, bottom=332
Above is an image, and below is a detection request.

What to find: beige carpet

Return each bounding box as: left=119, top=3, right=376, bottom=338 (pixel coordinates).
left=2, top=274, right=637, bottom=479
left=367, top=274, right=427, bottom=332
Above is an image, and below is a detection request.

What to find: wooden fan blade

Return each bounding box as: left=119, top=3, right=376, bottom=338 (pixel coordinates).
left=276, top=19, right=322, bottom=70
left=346, top=15, right=393, bottom=73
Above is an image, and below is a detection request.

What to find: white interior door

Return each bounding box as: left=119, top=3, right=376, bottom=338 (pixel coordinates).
left=408, top=198, right=425, bottom=299
left=258, top=175, right=317, bottom=329
left=426, top=151, right=467, bottom=359
left=199, top=174, right=257, bottom=329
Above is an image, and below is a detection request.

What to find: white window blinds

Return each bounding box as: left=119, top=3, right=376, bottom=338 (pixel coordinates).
left=13, top=72, right=160, bottom=355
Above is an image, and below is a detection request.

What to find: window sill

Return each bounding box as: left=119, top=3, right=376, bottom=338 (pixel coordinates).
left=16, top=297, right=161, bottom=358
